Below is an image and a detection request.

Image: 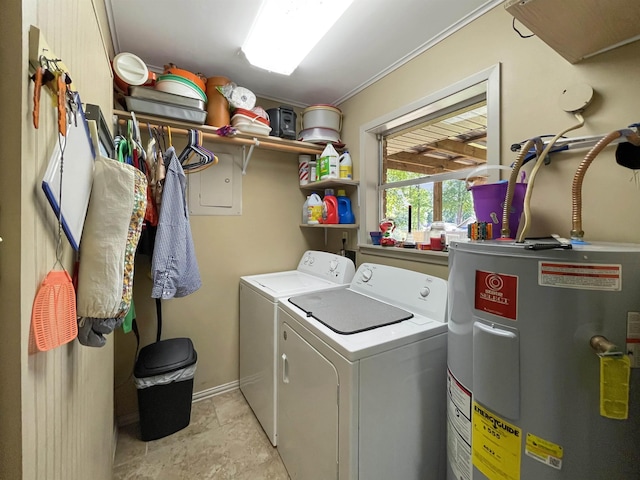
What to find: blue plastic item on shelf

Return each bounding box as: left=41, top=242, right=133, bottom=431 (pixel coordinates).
left=337, top=190, right=355, bottom=224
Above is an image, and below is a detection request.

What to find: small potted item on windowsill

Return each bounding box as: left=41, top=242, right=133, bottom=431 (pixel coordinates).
left=379, top=218, right=396, bottom=247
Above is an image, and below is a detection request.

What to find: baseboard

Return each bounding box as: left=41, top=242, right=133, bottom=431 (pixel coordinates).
left=192, top=379, right=239, bottom=403
left=112, top=419, right=119, bottom=461
left=116, top=380, right=240, bottom=426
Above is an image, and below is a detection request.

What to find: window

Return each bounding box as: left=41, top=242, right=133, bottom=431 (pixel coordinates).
left=359, top=65, right=500, bottom=252
left=381, top=101, right=486, bottom=242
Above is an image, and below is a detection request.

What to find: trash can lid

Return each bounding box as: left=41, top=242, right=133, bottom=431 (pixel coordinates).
left=134, top=337, right=197, bottom=378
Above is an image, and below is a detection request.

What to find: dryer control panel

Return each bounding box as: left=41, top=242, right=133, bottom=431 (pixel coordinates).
left=297, top=250, right=355, bottom=284
left=350, top=263, right=448, bottom=322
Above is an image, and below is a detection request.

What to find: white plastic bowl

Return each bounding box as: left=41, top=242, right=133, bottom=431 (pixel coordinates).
left=298, top=127, right=340, bottom=144
left=155, top=78, right=207, bottom=103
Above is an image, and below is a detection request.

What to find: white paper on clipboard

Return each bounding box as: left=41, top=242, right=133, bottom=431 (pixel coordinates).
left=42, top=92, right=96, bottom=251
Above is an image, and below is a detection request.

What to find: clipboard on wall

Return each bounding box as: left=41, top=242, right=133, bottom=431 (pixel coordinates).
left=42, top=92, right=96, bottom=251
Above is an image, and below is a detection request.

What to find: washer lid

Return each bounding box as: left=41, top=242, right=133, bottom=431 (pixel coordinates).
left=247, top=271, right=335, bottom=297
left=289, top=289, right=413, bottom=334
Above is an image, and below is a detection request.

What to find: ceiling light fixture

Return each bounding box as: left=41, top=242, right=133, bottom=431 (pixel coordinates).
left=242, top=0, right=354, bottom=76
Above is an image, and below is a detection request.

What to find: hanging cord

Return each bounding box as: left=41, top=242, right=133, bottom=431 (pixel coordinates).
left=512, top=18, right=535, bottom=39
left=516, top=113, right=585, bottom=242
left=53, top=132, right=67, bottom=269
left=155, top=298, right=163, bottom=342
left=570, top=129, right=640, bottom=241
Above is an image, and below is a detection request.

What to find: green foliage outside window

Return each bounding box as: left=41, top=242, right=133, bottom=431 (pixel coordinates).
left=384, top=169, right=475, bottom=236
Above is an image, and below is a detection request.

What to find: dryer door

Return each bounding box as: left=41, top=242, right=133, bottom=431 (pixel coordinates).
left=278, top=320, right=339, bottom=480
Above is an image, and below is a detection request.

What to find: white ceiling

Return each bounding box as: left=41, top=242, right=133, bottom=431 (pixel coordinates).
left=106, top=0, right=501, bottom=107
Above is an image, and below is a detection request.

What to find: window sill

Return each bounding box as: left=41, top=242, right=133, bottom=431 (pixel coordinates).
left=357, top=244, right=449, bottom=266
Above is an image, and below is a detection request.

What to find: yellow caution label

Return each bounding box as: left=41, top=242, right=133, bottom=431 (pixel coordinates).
left=525, top=433, right=563, bottom=470
left=472, top=402, right=522, bottom=480
left=600, top=355, right=631, bottom=419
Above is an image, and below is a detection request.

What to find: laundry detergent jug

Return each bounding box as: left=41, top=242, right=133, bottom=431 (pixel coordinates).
left=339, top=150, right=352, bottom=179
left=302, top=196, right=310, bottom=224
left=307, top=193, right=323, bottom=224
left=337, top=190, right=355, bottom=224
left=321, top=189, right=338, bottom=224
left=318, top=144, right=339, bottom=180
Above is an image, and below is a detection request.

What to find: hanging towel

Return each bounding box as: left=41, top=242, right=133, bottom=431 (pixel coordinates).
left=151, top=147, right=201, bottom=299
left=76, top=155, right=147, bottom=346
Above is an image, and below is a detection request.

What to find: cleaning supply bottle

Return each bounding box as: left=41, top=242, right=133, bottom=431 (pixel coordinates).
left=318, top=144, right=339, bottom=180
left=321, top=189, right=338, bottom=224
left=339, top=150, right=353, bottom=179
left=336, top=189, right=355, bottom=224
left=307, top=193, right=323, bottom=224
left=302, top=196, right=310, bottom=224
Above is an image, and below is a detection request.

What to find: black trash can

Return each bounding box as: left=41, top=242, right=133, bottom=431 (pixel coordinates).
left=134, top=337, right=197, bottom=441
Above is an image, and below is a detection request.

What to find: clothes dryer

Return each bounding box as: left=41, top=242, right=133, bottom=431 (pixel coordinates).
left=239, top=250, right=354, bottom=446
left=277, top=263, right=448, bottom=480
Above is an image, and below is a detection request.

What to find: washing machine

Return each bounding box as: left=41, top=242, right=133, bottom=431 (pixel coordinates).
left=239, top=250, right=355, bottom=446
left=276, top=263, right=449, bottom=480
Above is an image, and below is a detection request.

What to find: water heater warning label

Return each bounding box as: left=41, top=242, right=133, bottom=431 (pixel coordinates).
left=447, top=370, right=472, bottom=480
left=475, top=271, right=518, bottom=320
left=538, top=262, right=621, bottom=291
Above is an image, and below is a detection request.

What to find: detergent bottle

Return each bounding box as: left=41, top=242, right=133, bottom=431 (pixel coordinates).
left=307, top=193, right=323, bottom=224
left=302, top=195, right=310, bottom=224
left=336, top=189, right=355, bottom=224
left=318, top=144, right=339, bottom=180
left=321, top=189, right=338, bottom=224
left=339, top=150, right=353, bottom=179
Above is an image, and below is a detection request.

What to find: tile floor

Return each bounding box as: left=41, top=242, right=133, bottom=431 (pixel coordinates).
left=113, top=389, right=290, bottom=480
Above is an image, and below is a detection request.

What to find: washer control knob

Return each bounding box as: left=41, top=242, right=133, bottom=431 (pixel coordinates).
left=303, top=253, right=311, bottom=265
left=329, top=260, right=338, bottom=271
left=361, top=268, right=373, bottom=282
left=420, top=286, right=431, bottom=298
left=309, top=256, right=315, bottom=265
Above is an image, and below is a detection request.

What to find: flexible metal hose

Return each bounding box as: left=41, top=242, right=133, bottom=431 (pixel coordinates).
left=571, top=129, right=640, bottom=240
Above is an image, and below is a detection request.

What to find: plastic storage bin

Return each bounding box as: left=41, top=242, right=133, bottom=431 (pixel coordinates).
left=134, top=337, right=198, bottom=441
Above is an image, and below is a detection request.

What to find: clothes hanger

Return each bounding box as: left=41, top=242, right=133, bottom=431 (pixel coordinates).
left=179, top=129, right=218, bottom=173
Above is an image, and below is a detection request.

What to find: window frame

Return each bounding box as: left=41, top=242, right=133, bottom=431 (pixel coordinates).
left=358, top=64, right=501, bottom=262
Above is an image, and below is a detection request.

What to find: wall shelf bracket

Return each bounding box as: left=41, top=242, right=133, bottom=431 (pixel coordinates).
left=241, top=138, right=259, bottom=175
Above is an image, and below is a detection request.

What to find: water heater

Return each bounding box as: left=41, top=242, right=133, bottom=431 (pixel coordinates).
left=447, top=241, right=640, bottom=480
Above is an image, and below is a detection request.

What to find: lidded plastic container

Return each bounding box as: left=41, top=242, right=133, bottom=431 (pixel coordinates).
left=429, top=221, right=446, bottom=251
left=112, top=52, right=153, bottom=93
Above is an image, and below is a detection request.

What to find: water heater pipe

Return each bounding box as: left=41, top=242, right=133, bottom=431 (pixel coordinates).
left=570, top=129, right=640, bottom=241
left=500, top=138, right=541, bottom=239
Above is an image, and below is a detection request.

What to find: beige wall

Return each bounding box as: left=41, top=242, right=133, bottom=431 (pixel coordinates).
left=0, top=0, right=116, bottom=478
left=0, top=0, right=26, bottom=477
left=342, top=5, right=640, bottom=258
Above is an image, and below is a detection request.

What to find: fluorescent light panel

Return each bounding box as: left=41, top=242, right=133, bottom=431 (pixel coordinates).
left=242, top=0, right=354, bottom=75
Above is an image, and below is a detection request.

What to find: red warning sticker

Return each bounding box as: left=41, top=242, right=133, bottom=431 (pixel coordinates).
left=475, top=271, right=518, bottom=321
